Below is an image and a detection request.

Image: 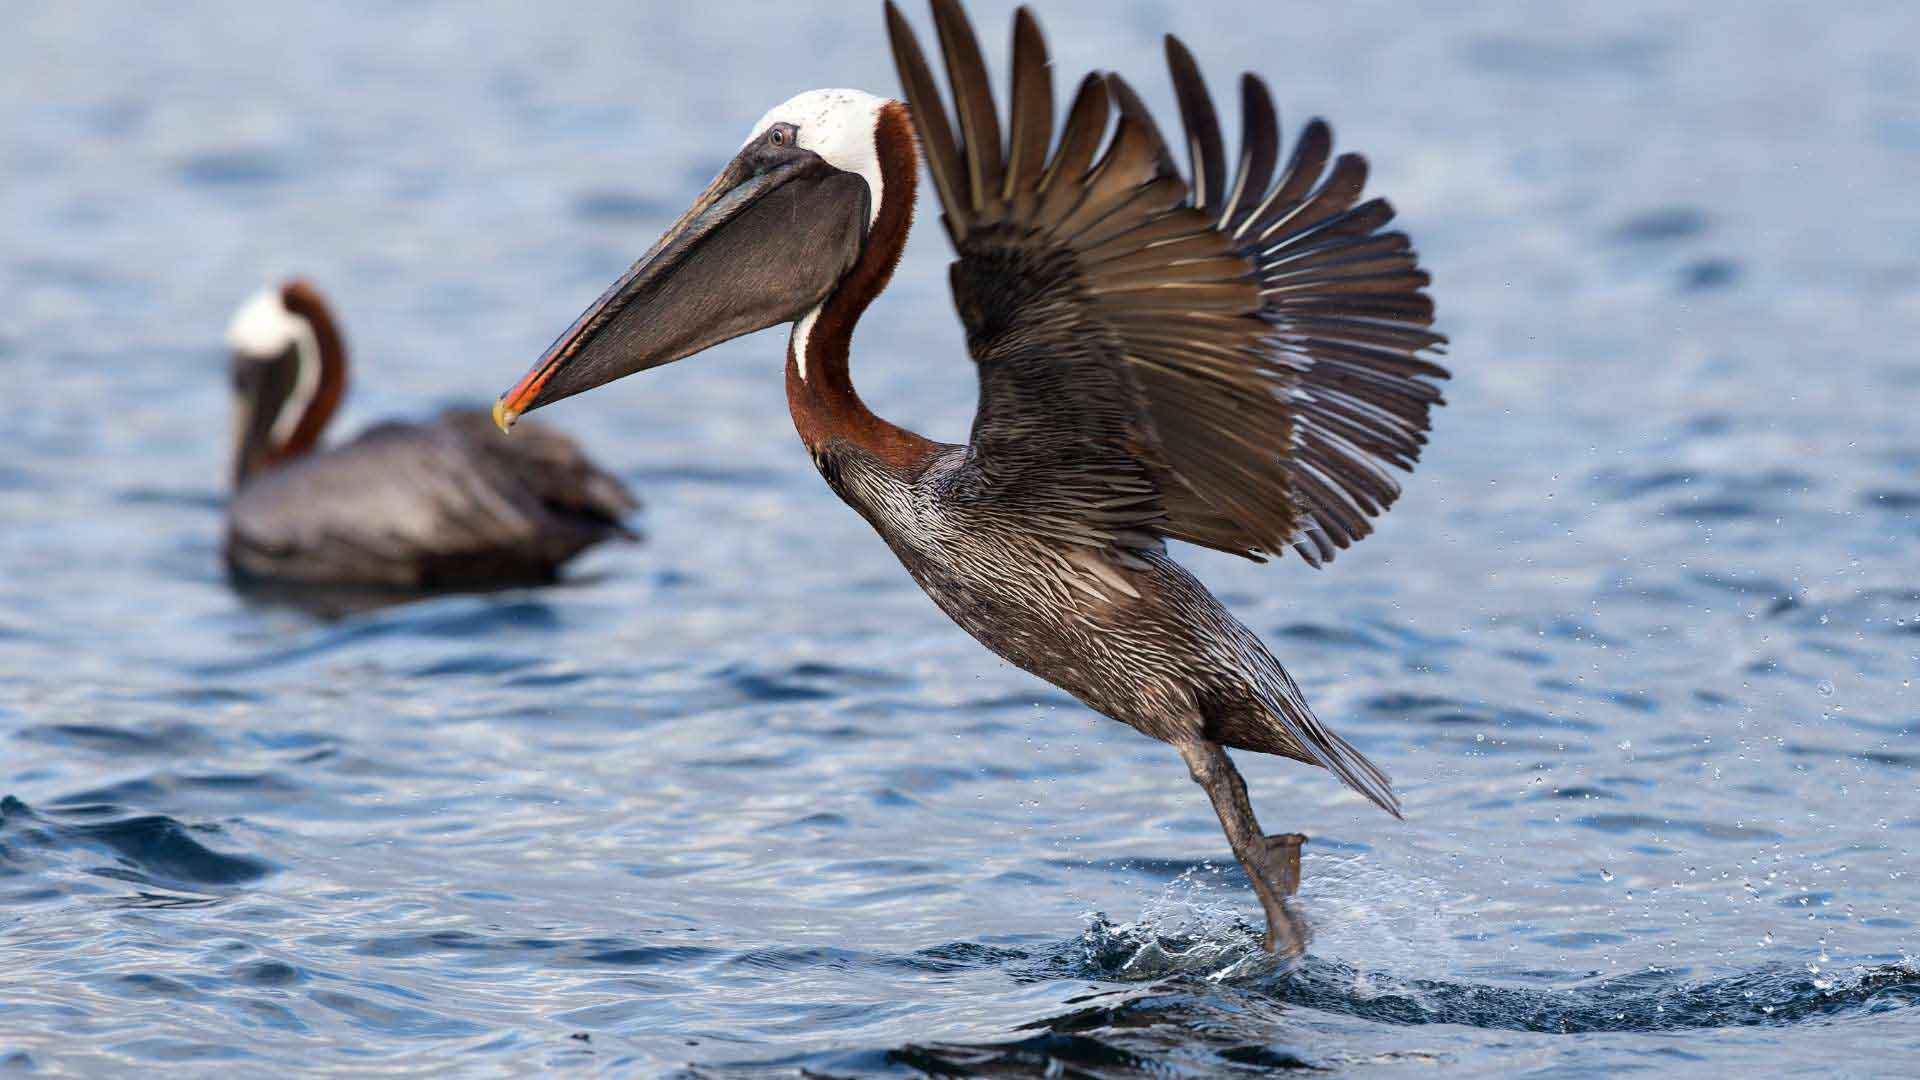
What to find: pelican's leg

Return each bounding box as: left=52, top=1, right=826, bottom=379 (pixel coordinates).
left=1177, top=738, right=1310, bottom=956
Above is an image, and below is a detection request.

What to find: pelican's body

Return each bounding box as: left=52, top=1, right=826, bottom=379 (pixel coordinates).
left=225, top=281, right=636, bottom=591
left=827, top=446, right=1378, bottom=772
left=498, top=1, right=1447, bottom=952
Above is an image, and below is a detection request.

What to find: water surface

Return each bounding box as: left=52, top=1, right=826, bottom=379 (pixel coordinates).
left=2, top=0, right=1918, bottom=1073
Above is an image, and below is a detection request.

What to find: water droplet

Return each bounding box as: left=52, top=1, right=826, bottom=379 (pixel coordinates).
left=1816, top=680, right=1835, bottom=697
left=1601, top=869, right=1614, bottom=882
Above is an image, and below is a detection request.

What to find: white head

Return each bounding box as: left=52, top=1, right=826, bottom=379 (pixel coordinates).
left=227, top=281, right=346, bottom=485
left=748, top=89, right=891, bottom=227
left=226, top=285, right=307, bottom=355
left=227, top=286, right=322, bottom=449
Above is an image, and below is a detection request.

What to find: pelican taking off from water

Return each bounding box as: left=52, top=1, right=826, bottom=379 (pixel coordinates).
left=495, top=0, right=1446, bottom=952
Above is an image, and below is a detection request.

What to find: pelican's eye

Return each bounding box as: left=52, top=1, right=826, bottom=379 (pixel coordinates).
left=767, top=124, right=794, bottom=148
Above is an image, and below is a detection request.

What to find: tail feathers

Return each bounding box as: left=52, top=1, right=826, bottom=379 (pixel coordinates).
left=1314, top=726, right=1401, bottom=819
left=1212, top=686, right=1401, bottom=819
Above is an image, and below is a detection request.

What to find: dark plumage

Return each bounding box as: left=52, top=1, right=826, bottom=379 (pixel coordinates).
left=866, top=2, right=1447, bottom=949
left=495, top=0, right=1447, bottom=953
left=225, top=281, right=636, bottom=591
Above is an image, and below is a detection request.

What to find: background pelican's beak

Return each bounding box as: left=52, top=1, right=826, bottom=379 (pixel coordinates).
left=495, top=152, right=869, bottom=429
left=229, top=343, right=301, bottom=486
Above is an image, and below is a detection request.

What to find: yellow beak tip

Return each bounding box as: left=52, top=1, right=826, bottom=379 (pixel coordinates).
left=492, top=397, right=519, bottom=433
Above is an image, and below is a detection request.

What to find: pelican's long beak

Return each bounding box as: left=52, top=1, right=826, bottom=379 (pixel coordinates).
left=495, top=150, right=869, bottom=430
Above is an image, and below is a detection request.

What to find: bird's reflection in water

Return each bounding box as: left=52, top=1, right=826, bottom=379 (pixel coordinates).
left=228, top=574, right=606, bottom=622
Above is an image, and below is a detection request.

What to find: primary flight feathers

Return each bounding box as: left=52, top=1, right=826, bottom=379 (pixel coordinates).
left=885, top=0, right=1447, bottom=567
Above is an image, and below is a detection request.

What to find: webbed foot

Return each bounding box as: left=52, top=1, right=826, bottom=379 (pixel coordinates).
left=1177, top=739, right=1313, bottom=956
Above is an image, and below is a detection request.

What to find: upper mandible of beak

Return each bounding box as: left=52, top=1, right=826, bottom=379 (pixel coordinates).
left=489, top=153, right=867, bottom=427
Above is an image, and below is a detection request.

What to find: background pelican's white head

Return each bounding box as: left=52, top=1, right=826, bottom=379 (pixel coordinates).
left=225, top=285, right=322, bottom=450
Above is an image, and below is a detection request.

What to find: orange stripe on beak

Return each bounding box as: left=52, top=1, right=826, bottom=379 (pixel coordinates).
left=493, top=361, right=555, bottom=432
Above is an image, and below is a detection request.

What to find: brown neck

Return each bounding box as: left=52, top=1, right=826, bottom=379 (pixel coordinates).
left=785, top=101, right=938, bottom=470
left=272, top=279, right=347, bottom=461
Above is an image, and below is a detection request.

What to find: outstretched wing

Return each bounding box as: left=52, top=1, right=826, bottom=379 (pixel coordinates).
left=886, top=0, right=1447, bottom=566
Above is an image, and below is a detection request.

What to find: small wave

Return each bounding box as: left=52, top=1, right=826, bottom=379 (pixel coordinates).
left=1001, top=865, right=1919, bottom=1061
left=0, top=795, right=273, bottom=898
left=1861, top=489, right=1920, bottom=512
left=114, top=486, right=226, bottom=510
left=1611, top=206, right=1710, bottom=245
left=892, top=959, right=1920, bottom=1076
left=13, top=721, right=212, bottom=756
left=1271, top=959, right=1920, bottom=1034
left=176, top=149, right=288, bottom=188
left=1679, top=257, right=1741, bottom=292
left=347, top=929, right=725, bottom=971
left=197, top=595, right=564, bottom=673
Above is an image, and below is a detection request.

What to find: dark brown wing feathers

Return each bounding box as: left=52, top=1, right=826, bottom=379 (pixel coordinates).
left=1224, top=75, right=1279, bottom=230
left=884, top=4, right=967, bottom=243
left=1165, top=36, right=1226, bottom=216
left=1003, top=10, right=1052, bottom=204
left=929, top=0, right=1004, bottom=212
left=888, top=0, right=1446, bottom=567
left=1041, top=74, right=1111, bottom=201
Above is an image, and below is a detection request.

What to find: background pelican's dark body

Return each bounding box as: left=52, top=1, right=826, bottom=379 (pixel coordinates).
left=1, top=0, right=1915, bottom=1073
left=223, top=285, right=637, bottom=593
left=226, top=410, right=637, bottom=589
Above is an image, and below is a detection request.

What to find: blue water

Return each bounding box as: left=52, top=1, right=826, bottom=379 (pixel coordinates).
left=4, top=0, right=1918, bottom=1074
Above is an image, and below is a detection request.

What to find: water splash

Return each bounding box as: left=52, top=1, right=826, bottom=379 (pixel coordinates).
left=1059, top=867, right=1278, bottom=982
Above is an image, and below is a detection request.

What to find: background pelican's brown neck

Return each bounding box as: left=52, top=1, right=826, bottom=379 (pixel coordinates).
left=786, top=101, right=937, bottom=469
left=272, top=280, right=348, bottom=461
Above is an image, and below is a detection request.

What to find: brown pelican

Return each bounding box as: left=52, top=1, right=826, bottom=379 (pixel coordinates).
left=494, top=0, right=1445, bottom=953
left=225, top=279, right=638, bottom=592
